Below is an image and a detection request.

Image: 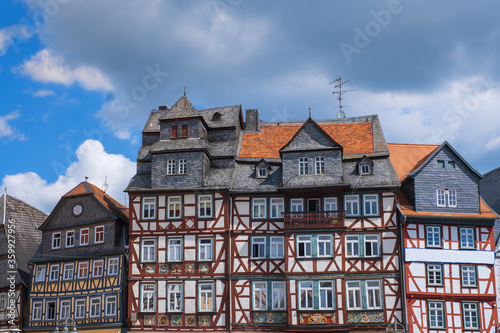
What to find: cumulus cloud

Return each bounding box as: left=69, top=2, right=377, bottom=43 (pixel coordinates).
left=0, top=110, right=28, bottom=141
left=1, top=139, right=136, bottom=213
left=0, top=29, right=11, bottom=56
left=13, top=49, right=113, bottom=91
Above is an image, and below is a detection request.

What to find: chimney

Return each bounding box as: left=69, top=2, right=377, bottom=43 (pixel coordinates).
left=159, top=105, right=168, bottom=111
left=245, top=109, right=259, bottom=132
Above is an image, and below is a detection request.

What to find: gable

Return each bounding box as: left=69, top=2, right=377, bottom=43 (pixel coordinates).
left=280, top=119, right=342, bottom=153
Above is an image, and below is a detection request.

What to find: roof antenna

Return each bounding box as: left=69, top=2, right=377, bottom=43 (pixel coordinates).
left=102, top=175, right=109, bottom=193
left=330, top=77, right=357, bottom=118
left=308, top=107, right=312, bottom=118
left=85, top=176, right=89, bottom=182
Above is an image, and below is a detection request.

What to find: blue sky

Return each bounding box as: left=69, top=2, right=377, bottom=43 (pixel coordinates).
left=2, top=0, right=500, bottom=212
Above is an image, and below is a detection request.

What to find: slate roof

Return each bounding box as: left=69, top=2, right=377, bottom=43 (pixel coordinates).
left=480, top=166, right=500, bottom=215
left=0, top=194, right=46, bottom=287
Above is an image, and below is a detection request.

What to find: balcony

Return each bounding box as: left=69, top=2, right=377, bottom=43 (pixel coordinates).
left=283, top=211, right=345, bottom=229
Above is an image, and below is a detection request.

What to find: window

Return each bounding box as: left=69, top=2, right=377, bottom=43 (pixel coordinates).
left=437, top=160, right=445, bottom=168
left=461, top=265, right=477, bottom=287
left=105, top=295, right=117, bottom=317
left=299, top=157, right=308, bottom=175
left=178, top=159, right=187, bottom=174
left=347, top=280, right=382, bottom=310
left=90, top=297, right=101, bottom=318
left=35, top=265, right=46, bottom=282
left=108, top=258, right=119, bottom=275
left=168, top=238, right=182, bottom=262
left=33, top=302, right=42, bottom=320
left=297, top=281, right=334, bottom=311
left=270, top=237, right=284, bottom=259
left=257, top=166, right=268, bottom=178
left=80, top=228, right=89, bottom=246
left=46, top=301, right=56, bottom=320
left=360, top=164, right=371, bottom=175
left=366, top=280, right=382, bottom=309
left=448, top=189, right=457, bottom=207
left=426, top=226, right=442, bottom=248
left=141, top=284, right=156, bottom=312
left=462, top=302, right=479, bottom=329
left=78, top=262, right=89, bottom=279
left=171, top=125, right=178, bottom=138
left=295, top=234, right=333, bottom=258
left=427, top=264, right=443, bottom=286
left=345, top=195, right=360, bottom=216
left=319, top=281, right=334, bottom=309
left=290, top=198, right=304, bottom=212
left=93, top=260, right=104, bottom=277
left=168, top=196, right=181, bottom=219
left=253, top=282, right=267, bottom=310
left=52, top=232, right=61, bottom=249
left=95, top=225, right=105, bottom=243
left=346, top=234, right=380, bottom=258
left=198, top=195, right=212, bottom=218
left=364, top=234, right=380, bottom=257
left=141, top=239, right=156, bottom=262
left=270, top=198, right=284, bottom=218
left=142, top=197, right=156, bottom=219
left=167, top=159, right=176, bottom=175
left=252, top=198, right=267, bottom=219
left=346, top=235, right=360, bottom=257
left=251, top=237, right=266, bottom=259
left=315, top=156, right=325, bottom=174
left=199, top=283, right=214, bottom=312
left=60, top=300, right=71, bottom=319
left=317, top=235, right=332, bottom=257
left=272, top=282, right=286, bottom=310
left=347, top=281, right=362, bottom=309
left=49, top=264, right=59, bottom=281
left=66, top=230, right=75, bottom=248
left=167, top=283, right=183, bottom=312
left=181, top=125, right=188, bottom=137
left=298, top=281, right=314, bottom=310
left=63, top=263, right=74, bottom=280
left=324, top=197, right=338, bottom=211
left=447, top=161, right=456, bottom=169
left=198, top=238, right=213, bottom=261
left=297, top=235, right=312, bottom=258
left=75, top=299, right=85, bottom=319
left=428, top=301, right=445, bottom=329
left=437, top=189, right=457, bottom=207
left=0, top=294, right=6, bottom=310
left=363, top=194, right=379, bottom=216
left=460, top=227, right=475, bottom=249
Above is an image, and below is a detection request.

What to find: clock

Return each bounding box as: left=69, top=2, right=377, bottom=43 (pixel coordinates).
left=72, top=204, right=83, bottom=217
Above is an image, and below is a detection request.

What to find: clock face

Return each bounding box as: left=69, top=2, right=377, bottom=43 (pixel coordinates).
left=72, top=204, right=83, bottom=216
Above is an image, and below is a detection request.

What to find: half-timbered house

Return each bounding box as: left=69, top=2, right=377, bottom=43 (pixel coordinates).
left=389, top=142, right=498, bottom=333
left=0, top=194, right=46, bottom=333
left=25, top=181, right=129, bottom=333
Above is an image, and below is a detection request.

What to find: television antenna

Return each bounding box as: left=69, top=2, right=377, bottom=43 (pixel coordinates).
left=330, top=77, right=357, bottom=118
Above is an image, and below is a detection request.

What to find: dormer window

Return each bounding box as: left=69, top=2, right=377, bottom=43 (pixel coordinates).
left=181, top=125, right=188, bottom=137
left=358, top=157, right=373, bottom=175
left=256, top=159, right=270, bottom=179
left=257, top=167, right=268, bottom=178
left=212, top=112, right=221, bottom=121
left=360, top=164, right=371, bottom=175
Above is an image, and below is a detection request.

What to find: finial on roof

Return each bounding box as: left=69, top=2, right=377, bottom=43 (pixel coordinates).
left=184, top=87, right=187, bottom=97
left=309, top=107, right=311, bottom=118
left=85, top=176, right=89, bottom=182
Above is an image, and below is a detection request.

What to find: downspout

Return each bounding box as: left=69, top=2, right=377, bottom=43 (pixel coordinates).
left=398, top=205, right=409, bottom=333
left=228, top=194, right=233, bottom=332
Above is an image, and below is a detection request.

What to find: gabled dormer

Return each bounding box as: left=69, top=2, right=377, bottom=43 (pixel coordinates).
left=357, top=156, right=373, bottom=175
left=255, top=159, right=271, bottom=179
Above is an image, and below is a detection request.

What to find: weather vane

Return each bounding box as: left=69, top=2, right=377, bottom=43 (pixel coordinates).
left=329, top=78, right=357, bottom=118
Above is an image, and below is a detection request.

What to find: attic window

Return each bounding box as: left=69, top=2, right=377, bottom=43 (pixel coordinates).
left=212, top=112, right=221, bottom=121
left=181, top=125, right=188, bottom=137
left=256, top=165, right=269, bottom=179
left=360, top=164, right=371, bottom=175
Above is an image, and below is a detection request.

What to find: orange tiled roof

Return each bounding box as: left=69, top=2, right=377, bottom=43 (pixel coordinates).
left=239, top=122, right=374, bottom=159
left=387, top=143, right=440, bottom=181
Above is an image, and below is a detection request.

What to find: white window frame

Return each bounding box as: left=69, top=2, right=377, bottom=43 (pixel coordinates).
left=345, top=195, right=360, bottom=216
left=49, top=264, right=59, bottom=281
left=253, top=281, right=267, bottom=311
left=167, top=283, right=183, bottom=312
left=141, top=239, right=156, bottom=262
left=178, top=159, right=187, bottom=174
left=198, top=195, right=213, bottom=218
left=66, top=230, right=75, bottom=248
left=251, top=236, right=266, bottom=259
left=437, top=188, right=457, bottom=207
left=299, top=157, right=309, bottom=175
left=461, top=265, right=477, bottom=287
left=252, top=198, right=267, bottom=219
left=108, top=257, right=119, bottom=275
left=366, top=280, right=382, bottom=309
left=462, top=302, right=479, bottom=329
left=298, top=281, right=314, bottom=310
left=60, top=300, right=71, bottom=319
left=52, top=232, right=61, bottom=249
left=297, top=235, right=312, bottom=258
left=75, top=299, right=86, bottom=319
left=92, top=259, right=104, bottom=277
left=319, top=281, right=334, bottom=310
left=142, top=197, right=156, bottom=220
left=32, top=301, right=42, bottom=320
left=63, top=263, right=74, bottom=280
left=427, top=264, right=443, bottom=286
left=198, top=282, right=214, bottom=312
left=324, top=197, right=338, bottom=211
left=428, top=301, right=445, bottom=329
left=272, top=281, right=286, bottom=310
left=426, top=225, right=442, bottom=248
left=360, top=164, right=371, bottom=175
left=459, top=227, right=475, bottom=249
left=346, top=234, right=360, bottom=257
left=317, top=234, right=333, bottom=257
left=257, top=166, right=268, bottom=178
left=198, top=238, right=213, bottom=261
left=346, top=281, right=362, bottom=310
left=167, top=159, right=176, bottom=175
left=270, top=236, right=284, bottom=259
left=80, top=228, right=89, bottom=246
left=46, top=301, right=56, bottom=320
left=90, top=297, right=101, bottom=318
left=315, top=156, right=325, bottom=175
left=105, top=295, right=117, bottom=317
left=168, top=196, right=182, bottom=219
left=140, top=283, right=156, bottom=312
left=94, top=225, right=105, bottom=243
left=270, top=198, right=284, bottom=219
left=290, top=198, right=304, bottom=212
left=448, top=189, right=457, bottom=207
left=167, top=238, right=183, bottom=262
left=363, top=194, right=379, bottom=216
left=364, top=234, right=380, bottom=257
left=35, top=265, right=46, bottom=282
left=78, top=262, right=89, bottom=279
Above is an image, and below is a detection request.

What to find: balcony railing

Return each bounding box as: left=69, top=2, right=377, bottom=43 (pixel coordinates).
left=283, top=211, right=345, bottom=229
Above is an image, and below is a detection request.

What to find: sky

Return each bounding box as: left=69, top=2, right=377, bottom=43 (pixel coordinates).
left=2, top=0, right=500, bottom=213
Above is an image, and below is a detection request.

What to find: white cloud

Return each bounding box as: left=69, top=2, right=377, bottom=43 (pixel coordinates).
left=0, top=110, right=28, bottom=141
left=1, top=139, right=136, bottom=213
left=14, top=49, right=114, bottom=91
left=0, top=29, right=11, bottom=56
left=32, top=89, right=55, bottom=97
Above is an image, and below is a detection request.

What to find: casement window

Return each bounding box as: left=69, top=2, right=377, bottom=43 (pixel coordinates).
left=49, top=264, right=60, bottom=281
left=52, top=232, right=61, bottom=249
left=297, top=235, right=313, bottom=258
left=178, top=159, right=187, bottom=174
left=319, top=281, right=334, bottom=309
left=90, top=297, right=101, bottom=318
left=142, top=197, right=156, bottom=219
left=140, top=283, right=156, bottom=312
left=168, top=196, right=182, bottom=219
left=270, top=198, right=284, bottom=218
left=60, top=300, right=71, bottom=319
left=272, top=282, right=286, bottom=310
left=447, top=161, right=456, bottom=169
left=32, top=302, right=42, bottom=320
left=298, top=281, right=313, bottom=310
left=93, top=260, right=104, bottom=277
left=108, top=258, right=119, bottom=275
left=363, top=194, right=379, bottom=216
left=437, top=160, right=456, bottom=169
left=437, top=160, right=445, bottom=168
left=252, top=198, right=267, bottom=219
left=35, top=265, right=46, bottom=282
left=141, top=239, right=156, bottom=262
left=346, top=234, right=380, bottom=258
left=78, top=262, right=89, bottom=279
left=425, top=226, right=442, bottom=248
left=80, top=228, right=89, bottom=246
left=94, top=225, right=105, bottom=243
left=198, top=195, right=213, bottom=218
left=428, top=301, right=445, bottom=329
left=198, top=282, right=214, bottom=312
left=181, top=125, right=188, bottom=137
left=296, top=234, right=333, bottom=258
left=105, top=295, right=117, bottom=317
left=168, top=238, right=183, bottom=262
left=315, top=156, right=325, bottom=174
left=346, top=280, right=382, bottom=310
left=426, top=264, right=443, bottom=286
left=75, top=299, right=85, bottom=319
left=66, top=230, right=75, bottom=248
left=459, top=227, right=475, bottom=249
left=461, top=265, right=477, bottom=287
left=167, top=283, right=183, bottom=312
left=462, top=302, right=479, bottom=329
left=253, top=282, right=268, bottom=310
left=251, top=236, right=266, bottom=259
left=46, top=301, right=56, bottom=320
left=324, top=197, right=338, bottom=211
left=198, top=238, right=213, bottom=261
left=270, top=237, right=284, bottom=258
left=257, top=166, right=268, bottom=178
left=167, top=159, right=176, bottom=175
left=298, top=280, right=334, bottom=310
left=299, top=157, right=309, bottom=175
left=171, top=125, right=178, bottom=138
left=366, top=280, right=382, bottom=309
left=346, top=281, right=362, bottom=310
left=317, top=234, right=333, bottom=257
left=345, top=195, right=360, bottom=216
left=290, top=198, right=304, bottom=212
left=359, top=164, right=371, bottom=175
left=437, top=188, right=457, bottom=207
left=63, top=263, right=74, bottom=280
left=250, top=236, right=284, bottom=259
